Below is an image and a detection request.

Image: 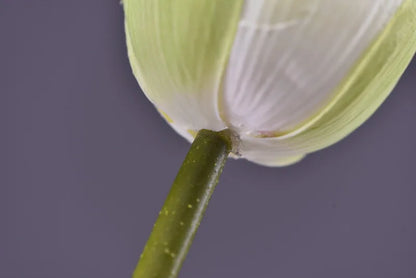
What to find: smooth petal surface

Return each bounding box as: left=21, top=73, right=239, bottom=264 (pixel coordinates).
left=240, top=0, right=416, bottom=166
left=222, top=0, right=403, bottom=136
left=124, top=0, right=243, bottom=134
left=125, top=0, right=415, bottom=167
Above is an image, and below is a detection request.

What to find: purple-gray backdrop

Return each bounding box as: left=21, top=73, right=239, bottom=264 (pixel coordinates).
left=2, top=1, right=416, bottom=278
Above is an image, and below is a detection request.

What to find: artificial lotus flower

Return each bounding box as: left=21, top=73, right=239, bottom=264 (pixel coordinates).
left=124, top=0, right=416, bottom=166
left=123, top=1, right=416, bottom=278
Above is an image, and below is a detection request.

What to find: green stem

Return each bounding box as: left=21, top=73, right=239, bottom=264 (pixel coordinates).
left=133, top=129, right=232, bottom=278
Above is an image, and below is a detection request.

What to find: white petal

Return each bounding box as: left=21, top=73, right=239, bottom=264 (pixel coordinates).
left=221, top=0, right=402, bottom=137
left=232, top=0, right=416, bottom=167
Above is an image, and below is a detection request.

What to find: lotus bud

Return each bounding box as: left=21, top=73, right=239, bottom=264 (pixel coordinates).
left=124, top=0, right=416, bottom=166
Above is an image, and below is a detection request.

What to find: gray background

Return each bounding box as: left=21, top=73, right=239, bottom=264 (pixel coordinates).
left=1, top=1, right=416, bottom=278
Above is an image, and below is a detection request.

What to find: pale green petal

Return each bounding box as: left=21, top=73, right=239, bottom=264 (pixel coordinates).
left=124, top=0, right=243, bottom=132
left=222, top=0, right=402, bottom=136
left=241, top=0, right=416, bottom=166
